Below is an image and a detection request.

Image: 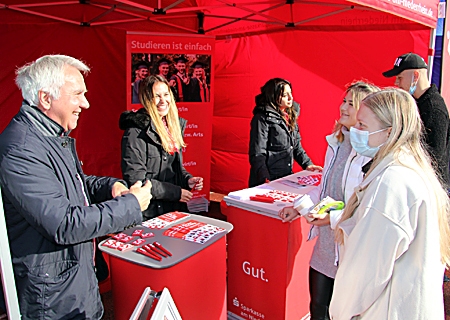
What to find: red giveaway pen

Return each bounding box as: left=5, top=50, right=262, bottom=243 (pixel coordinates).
left=190, top=181, right=198, bottom=192
left=137, top=248, right=162, bottom=261
left=142, top=245, right=163, bottom=258
left=147, top=243, right=168, bottom=257
left=154, top=242, right=172, bottom=256
left=249, top=195, right=274, bottom=203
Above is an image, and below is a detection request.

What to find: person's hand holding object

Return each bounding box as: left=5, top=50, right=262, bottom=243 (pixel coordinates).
left=129, top=180, right=152, bottom=211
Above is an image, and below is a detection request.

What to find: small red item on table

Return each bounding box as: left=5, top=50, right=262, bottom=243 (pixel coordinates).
left=137, top=247, right=162, bottom=261
left=154, top=241, right=173, bottom=256
left=146, top=243, right=168, bottom=257
left=249, top=195, right=275, bottom=203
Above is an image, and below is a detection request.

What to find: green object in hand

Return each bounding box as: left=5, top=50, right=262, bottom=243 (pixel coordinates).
left=317, top=201, right=345, bottom=215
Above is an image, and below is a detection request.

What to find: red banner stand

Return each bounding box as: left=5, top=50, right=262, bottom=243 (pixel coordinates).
left=222, top=203, right=315, bottom=319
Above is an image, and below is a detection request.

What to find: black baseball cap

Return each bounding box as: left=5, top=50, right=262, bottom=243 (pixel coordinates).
left=382, top=52, right=427, bottom=78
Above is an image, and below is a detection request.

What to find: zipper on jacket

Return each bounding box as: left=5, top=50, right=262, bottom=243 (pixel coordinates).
left=320, top=146, right=338, bottom=199
left=76, top=173, right=96, bottom=266
left=341, top=153, right=357, bottom=200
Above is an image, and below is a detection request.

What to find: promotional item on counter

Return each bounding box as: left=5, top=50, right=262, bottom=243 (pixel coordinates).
left=163, top=219, right=226, bottom=244
left=297, top=174, right=322, bottom=186
left=142, top=211, right=190, bottom=229
left=154, top=241, right=173, bottom=256
left=137, top=247, right=162, bottom=261
left=249, top=189, right=300, bottom=204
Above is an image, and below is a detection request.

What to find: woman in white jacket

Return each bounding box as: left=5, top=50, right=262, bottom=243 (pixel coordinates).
left=279, top=81, right=379, bottom=320
left=330, top=88, right=450, bottom=319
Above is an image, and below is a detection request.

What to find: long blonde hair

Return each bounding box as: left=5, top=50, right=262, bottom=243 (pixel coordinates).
left=139, top=75, right=186, bottom=152
left=335, top=88, right=450, bottom=265
left=334, top=80, right=380, bottom=142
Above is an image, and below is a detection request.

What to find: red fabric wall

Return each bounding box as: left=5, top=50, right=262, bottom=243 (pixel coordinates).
left=211, top=29, right=430, bottom=194
left=0, top=23, right=128, bottom=177
left=0, top=23, right=430, bottom=195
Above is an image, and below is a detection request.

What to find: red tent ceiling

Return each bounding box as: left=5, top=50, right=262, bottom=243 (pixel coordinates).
left=0, top=0, right=440, bottom=35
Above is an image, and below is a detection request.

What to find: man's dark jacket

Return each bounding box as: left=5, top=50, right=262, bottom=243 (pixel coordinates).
left=0, top=103, right=143, bottom=319
left=120, top=108, right=192, bottom=220
left=416, top=84, right=450, bottom=186
left=248, top=102, right=313, bottom=187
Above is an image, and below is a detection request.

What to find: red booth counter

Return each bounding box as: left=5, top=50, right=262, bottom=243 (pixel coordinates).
left=99, top=213, right=233, bottom=320
left=222, top=171, right=318, bottom=320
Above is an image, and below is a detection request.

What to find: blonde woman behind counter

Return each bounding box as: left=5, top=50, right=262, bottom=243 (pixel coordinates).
left=120, top=75, right=203, bottom=220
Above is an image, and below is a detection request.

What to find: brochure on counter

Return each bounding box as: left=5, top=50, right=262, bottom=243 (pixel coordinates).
left=224, top=171, right=322, bottom=217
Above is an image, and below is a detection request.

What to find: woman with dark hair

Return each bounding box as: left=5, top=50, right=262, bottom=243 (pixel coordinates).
left=248, top=77, right=321, bottom=187
left=120, top=75, right=203, bottom=220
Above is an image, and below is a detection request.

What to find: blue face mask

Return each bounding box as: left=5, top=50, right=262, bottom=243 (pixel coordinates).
left=350, top=127, right=388, bottom=158
left=409, top=73, right=417, bottom=95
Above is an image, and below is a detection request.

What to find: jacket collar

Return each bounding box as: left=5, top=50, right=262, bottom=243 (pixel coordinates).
left=416, top=83, right=437, bottom=103
left=359, top=151, right=416, bottom=189
left=21, top=101, right=67, bottom=137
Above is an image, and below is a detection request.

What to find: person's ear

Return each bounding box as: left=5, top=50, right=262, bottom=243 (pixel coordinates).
left=38, top=90, right=52, bottom=111
left=413, top=70, right=420, bottom=83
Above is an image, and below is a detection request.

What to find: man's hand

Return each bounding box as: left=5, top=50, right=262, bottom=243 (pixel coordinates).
left=112, top=182, right=129, bottom=198
left=129, top=180, right=152, bottom=211
left=306, top=164, right=323, bottom=172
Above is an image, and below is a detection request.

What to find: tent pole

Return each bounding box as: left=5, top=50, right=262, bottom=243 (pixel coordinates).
left=428, top=28, right=436, bottom=83
left=0, top=186, right=21, bottom=319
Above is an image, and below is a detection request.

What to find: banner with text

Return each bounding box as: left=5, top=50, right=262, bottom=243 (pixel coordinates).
left=350, top=0, right=440, bottom=28
left=126, top=33, right=215, bottom=209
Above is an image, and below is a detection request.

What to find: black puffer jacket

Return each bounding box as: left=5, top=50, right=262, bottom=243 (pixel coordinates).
left=119, top=108, right=192, bottom=219
left=248, top=103, right=313, bottom=187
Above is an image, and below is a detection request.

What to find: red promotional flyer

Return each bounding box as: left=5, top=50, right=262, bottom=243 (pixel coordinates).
left=126, top=33, right=215, bottom=209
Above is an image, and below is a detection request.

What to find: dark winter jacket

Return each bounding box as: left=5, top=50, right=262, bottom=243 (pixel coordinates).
left=416, top=84, right=450, bottom=186
left=0, top=103, right=143, bottom=320
left=248, top=102, right=313, bottom=187
left=119, top=108, right=192, bottom=219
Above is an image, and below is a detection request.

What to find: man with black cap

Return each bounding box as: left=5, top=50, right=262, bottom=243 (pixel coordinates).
left=191, top=60, right=210, bottom=102
left=383, top=52, right=450, bottom=187
left=170, top=55, right=194, bottom=102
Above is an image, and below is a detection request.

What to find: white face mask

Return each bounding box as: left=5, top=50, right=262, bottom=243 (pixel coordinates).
left=350, top=127, right=389, bottom=158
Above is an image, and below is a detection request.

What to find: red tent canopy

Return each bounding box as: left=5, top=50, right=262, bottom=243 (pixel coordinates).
left=0, top=0, right=440, bottom=194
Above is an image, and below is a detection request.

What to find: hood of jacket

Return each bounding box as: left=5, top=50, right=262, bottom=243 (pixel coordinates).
left=252, top=101, right=300, bottom=117
left=252, top=103, right=279, bottom=117
left=119, top=108, right=150, bottom=130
